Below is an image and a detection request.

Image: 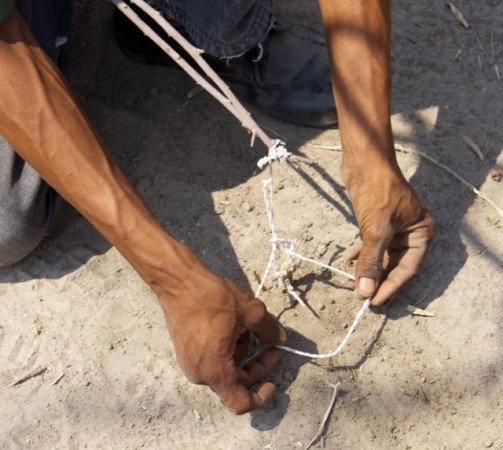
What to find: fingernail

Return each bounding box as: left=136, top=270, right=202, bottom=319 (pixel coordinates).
left=279, top=325, right=287, bottom=343
left=357, top=277, right=376, bottom=298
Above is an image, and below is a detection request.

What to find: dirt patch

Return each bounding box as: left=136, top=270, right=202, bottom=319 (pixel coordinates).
left=1, top=1, right=502, bottom=448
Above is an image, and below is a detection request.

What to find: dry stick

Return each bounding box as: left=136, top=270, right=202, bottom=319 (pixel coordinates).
left=304, top=382, right=341, bottom=450
left=310, top=143, right=503, bottom=218
left=112, top=0, right=275, bottom=149
left=282, top=277, right=317, bottom=316
left=11, top=366, right=47, bottom=387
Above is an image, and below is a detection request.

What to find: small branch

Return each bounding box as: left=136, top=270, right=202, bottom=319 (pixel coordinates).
left=446, top=3, right=470, bottom=29
left=304, top=382, right=340, bottom=450
left=460, top=135, right=484, bottom=161
left=11, top=366, right=47, bottom=387
left=52, top=373, right=65, bottom=386
left=283, top=278, right=319, bottom=318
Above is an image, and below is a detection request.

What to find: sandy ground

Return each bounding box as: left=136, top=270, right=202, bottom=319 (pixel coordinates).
left=1, top=0, right=502, bottom=448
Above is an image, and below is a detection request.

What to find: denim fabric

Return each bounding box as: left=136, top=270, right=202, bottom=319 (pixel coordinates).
left=158, top=0, right=273, bottom=57
left=15, top=0, right=74, bottom=75
left=0, top=0, right=73, bottom=266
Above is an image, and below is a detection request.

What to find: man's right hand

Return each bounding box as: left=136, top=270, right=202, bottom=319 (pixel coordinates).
left=0, top=10, right=285, bottom=415
left=154, top=256, right=286, bottom=415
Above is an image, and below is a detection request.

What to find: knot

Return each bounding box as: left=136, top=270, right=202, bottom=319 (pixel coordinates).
left=272, top=238, right=297, bottom=255
left=257, top=140, right=291, bottom=169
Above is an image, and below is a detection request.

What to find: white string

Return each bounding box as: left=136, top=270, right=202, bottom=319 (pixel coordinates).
left=289, top=251, right=355, bottom=280
left=278, top=299, right=370, bottom=359
left=254, top=139, right=371, bottom=360
left=257, top=140, right=291, bottom=169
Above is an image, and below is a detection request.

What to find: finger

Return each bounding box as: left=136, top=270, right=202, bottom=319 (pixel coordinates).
left=355, top=231, right=390, bottom=299
left=343, top=240, right=362, bottom=261
left=233, top=331, right=250, bottom=364
left=215, top=379, right=277, bottom=415
left=371, top=245, right=426, bottom=306
left=236, top=347, right=282, bottom=388
left=241, top=297, right=287, bottom=345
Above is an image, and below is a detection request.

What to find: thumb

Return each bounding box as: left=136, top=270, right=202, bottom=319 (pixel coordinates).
left=355, top=232, right=388, bottom=299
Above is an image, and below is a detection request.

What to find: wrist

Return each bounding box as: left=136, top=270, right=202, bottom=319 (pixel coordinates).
left=115, top=218, right=206, bottom=297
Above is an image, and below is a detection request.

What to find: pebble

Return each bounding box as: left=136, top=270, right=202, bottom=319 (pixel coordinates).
left=241, top=202, right=254, bottom=212
left=483, top=441, right=493, bottom=448
left=317, top=243, right=328, bottom=256
left=284, top=371, right=294, bottom=382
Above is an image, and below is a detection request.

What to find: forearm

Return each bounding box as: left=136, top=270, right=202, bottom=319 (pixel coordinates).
left=319, top=0, right=396, bottom=170
left=0, top=10, right=198, bottom=290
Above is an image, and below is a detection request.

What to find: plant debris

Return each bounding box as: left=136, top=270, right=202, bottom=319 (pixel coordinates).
left=446, top=3, right=469, bottom=29
left=461, top=135, right=484, bottom=161
left=406, top=305, right=435, bottom=317
left=11, top=367, right=47, bottom=387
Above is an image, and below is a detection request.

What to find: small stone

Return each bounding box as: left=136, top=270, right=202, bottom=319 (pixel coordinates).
left=490, top=169, right=502, bottom=182
left=241, top=202, right=253, bottom=212
left=284, top=371, right=294, bottom=382
left=317, top=244, right=328, bottom=256
left=483, top=441, right=493, bottom=448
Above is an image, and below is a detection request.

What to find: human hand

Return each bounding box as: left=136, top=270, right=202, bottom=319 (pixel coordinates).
left=342, top=161, right=436, bottom=306
left=155, top=258, right=286, bottom=414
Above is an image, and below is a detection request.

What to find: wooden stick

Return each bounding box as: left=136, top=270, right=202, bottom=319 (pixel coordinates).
left=304, top=382, right=340, bottom=450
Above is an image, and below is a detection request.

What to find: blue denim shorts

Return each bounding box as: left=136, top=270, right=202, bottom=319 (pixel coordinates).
left=159, top=0, right=273, bottom=57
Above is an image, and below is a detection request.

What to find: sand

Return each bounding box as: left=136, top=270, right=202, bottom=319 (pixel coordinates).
left=1, top=0, right=502, bottom=448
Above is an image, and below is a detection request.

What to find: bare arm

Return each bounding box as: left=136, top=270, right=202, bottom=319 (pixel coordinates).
left=0, top=9, right=285, bottom=413
left=319, top=0, right=436, bottom=305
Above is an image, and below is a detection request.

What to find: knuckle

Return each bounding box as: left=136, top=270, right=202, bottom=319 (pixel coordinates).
left=362, top=224, right=390, bottom=246
left=248, top=299, right=268, bottom=322
left=225, top=393, right=252, bottom=415
left=231, top=402, right=251, bottom=416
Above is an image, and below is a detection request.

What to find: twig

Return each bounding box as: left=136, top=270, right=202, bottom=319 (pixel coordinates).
left=461, top=135, right=484, bottom=161
left=446, top=3, right=470, bottom=29
left=304, top=382, right=340, bottom=450
left=11, top=366, right=47, bottom=387
left=310, top=143, right=503, bottom=218
left=406, top=304, right=435, bottom=317
left=52, top=373, right=65, bottom=386
left=283, top=278, right=318, bottom=318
